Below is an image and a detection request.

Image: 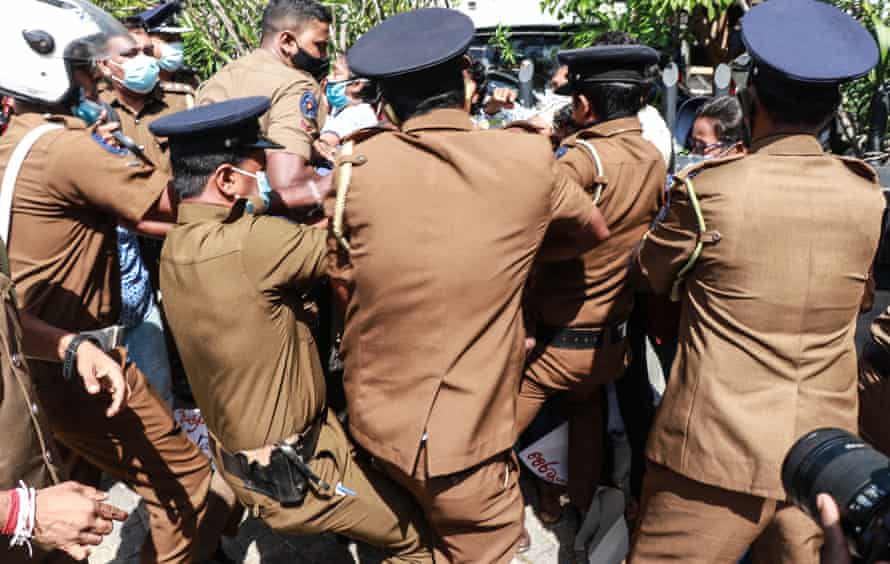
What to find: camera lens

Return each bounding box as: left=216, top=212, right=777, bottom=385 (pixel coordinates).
left=783, top=428, right=890, bottom=558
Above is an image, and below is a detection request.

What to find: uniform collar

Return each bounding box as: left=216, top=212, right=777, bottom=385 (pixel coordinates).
left=103, top=87, right=169, bottom=118
left=177, top=201, right=248, bottom=225
left=750, top=133, right=824, bottom=156
left=577, top=115, right=642, bottom=139
left=401, top=108, right=475, bottom=134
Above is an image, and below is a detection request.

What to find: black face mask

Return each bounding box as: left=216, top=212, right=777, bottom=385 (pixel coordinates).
left=291, top=47, right=330, bottom=82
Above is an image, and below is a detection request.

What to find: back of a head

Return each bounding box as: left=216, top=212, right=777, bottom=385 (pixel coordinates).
left=261, top=0, right=332, bottom=40
left=347, top=8, right=474, bottom=123
left=697, top=96, right=745, bottom=145
left=741, top=0, right=876, bottom=129
left=579, top=32, right=646, bottom=121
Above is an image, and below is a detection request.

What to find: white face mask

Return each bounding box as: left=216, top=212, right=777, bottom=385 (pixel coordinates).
left=158, top=41, right=185, bottom=72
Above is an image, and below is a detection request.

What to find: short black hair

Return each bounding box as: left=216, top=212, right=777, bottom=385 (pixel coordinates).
left=753, top=78, right=840, bottom=128
left=261, top=0, right=332, bottom=39
left=575, top=31, right=646, bottom=121
left=696, top=96, right=745, bottom=145
left=380, top=59, right=466, bottom=122
left=171, top=151, right=252, bottom=200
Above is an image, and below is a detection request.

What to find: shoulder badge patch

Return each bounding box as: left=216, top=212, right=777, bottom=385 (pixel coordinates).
left=300, top=91, right=319, bottom=120
left=555, top=145, right=569, bottom=159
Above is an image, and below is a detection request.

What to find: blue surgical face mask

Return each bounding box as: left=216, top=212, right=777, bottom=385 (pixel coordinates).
left=325, top=80, right=350, bottom=113
left=70, top=90, right=105, bottom=125
left=232, top=166, right=273, bottom=196
left=110, top=54, right=160, bottom=94
left=158, top=41, right=185, bottom=73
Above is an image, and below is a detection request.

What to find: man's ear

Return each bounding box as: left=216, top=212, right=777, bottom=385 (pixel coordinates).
left=213, top=164, right=239, bottom=200
left=576, top=94, right=595, bottom=122
left=277, top=29, right=298, bottom=58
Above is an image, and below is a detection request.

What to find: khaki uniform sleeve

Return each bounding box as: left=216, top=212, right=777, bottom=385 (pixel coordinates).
left=241, top=217, right=327, bottom=294
left=49, top=131, right=167, bottom=224
left=636, top=179, right=699, bottom=295
left=266, top=78, right=324, bottom=160
left=557, top=144, right=597, bottom=189
left=547, top=165, right=596, bottom=235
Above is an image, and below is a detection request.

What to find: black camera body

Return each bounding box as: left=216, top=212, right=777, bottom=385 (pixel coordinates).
left=783, top=428, right=890, bottom=563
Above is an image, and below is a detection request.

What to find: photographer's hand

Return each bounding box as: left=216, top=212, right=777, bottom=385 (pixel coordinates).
left=818, top=493, right=852, bottom=564
left=817, top=494, right=889, bottom=564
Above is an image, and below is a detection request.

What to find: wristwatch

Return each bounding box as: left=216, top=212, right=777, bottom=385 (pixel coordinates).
left=62, top=334, right=102, bottom=382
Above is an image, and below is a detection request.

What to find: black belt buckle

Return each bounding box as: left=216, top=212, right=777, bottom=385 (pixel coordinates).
left=539, top=321, right=627, bottom=350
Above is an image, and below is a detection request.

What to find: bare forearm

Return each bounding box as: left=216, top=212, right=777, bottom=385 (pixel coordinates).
left=129, top=219, right=174, bottom=238
left=266, top=152, right=330, bottom=211
left=19, top=311, right=73, bottom=362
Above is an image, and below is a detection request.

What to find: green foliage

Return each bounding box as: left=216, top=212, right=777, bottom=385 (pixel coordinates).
left=540, top=0, right=734, bottom=49
left=489, top=24, right=518, bottom=66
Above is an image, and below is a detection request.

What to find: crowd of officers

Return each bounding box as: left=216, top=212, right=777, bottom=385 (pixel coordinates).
left=0, top=0, right=888, bottom=563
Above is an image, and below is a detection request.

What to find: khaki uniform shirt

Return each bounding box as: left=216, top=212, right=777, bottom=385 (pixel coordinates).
left=160, top=203, right=327, bottom=452
left=1, top=112, right=167, bottom=377
left=637, top=134, right=885, bottom=499
left=197, top=49, right=327, bottom=161
left=528, top=117, right=665, bottom=328
left=326, top=109, right=597, bottom=476
left=100, top=87, right=178, bottom=174
left=161, top=71, right=200, bottom=113
left=0, top=244, right=59, bottom=489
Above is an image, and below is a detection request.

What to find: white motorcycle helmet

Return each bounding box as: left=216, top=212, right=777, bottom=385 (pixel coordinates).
left=0, top=0, right=131, bottom=105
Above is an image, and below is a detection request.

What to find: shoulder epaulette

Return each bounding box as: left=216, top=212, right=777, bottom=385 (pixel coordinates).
left=502, top=120, right=541, bottom=134
left=675, top=153, right=745, bottom=181
left=342, top=126, right=391, bottom=145
left=160, top=81, right=196, bottom=95
left=836, top=155, right=879, bottom=184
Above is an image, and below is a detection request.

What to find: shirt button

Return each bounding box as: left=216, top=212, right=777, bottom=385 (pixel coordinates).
left=45, top=451, right=52, bottom=465
left=31, top=403, right=38, bottom=415
left=134, top=119, right=140, bottom=125
left=12, top=353, right=23, bottom=368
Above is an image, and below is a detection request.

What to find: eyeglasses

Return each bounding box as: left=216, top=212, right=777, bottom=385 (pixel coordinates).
left=689, top=139, right=730, bottom=155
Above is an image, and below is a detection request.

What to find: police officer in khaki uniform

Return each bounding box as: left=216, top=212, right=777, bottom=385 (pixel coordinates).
left=629, top=1, right=884, bottom=561
left=197, top=0, right=332, bottom=213
left=0, top=240, right=128, bottom=563
left=858, top=307, right=890, bottom=455
left=153, top=96, right=432, bottom=563
left=97, top=27, right=175, bottom=175
left=0, top=3, right=236, bottom=561
left=141, top=2, right=201, bottom=112
left=326, top=9, right=610, bottom=563
left=516, top=37, right=666, bottom=517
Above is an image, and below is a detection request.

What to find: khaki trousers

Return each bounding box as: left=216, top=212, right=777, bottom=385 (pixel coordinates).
left=216, top=410, right=432, bottom=563
left=629, top=463, right=821, bottom=564
left=34, top=353, right=236, bottom=564
left=859, top=347, right=890, bottom=455
left=378, top=446, right=523, bottom=564
left=516, top=337, right=628, bottom=509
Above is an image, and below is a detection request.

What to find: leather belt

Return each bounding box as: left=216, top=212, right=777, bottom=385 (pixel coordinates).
left=211, top=414, right=327, bottom=505
left=538, top=320, right=628, bottom=350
